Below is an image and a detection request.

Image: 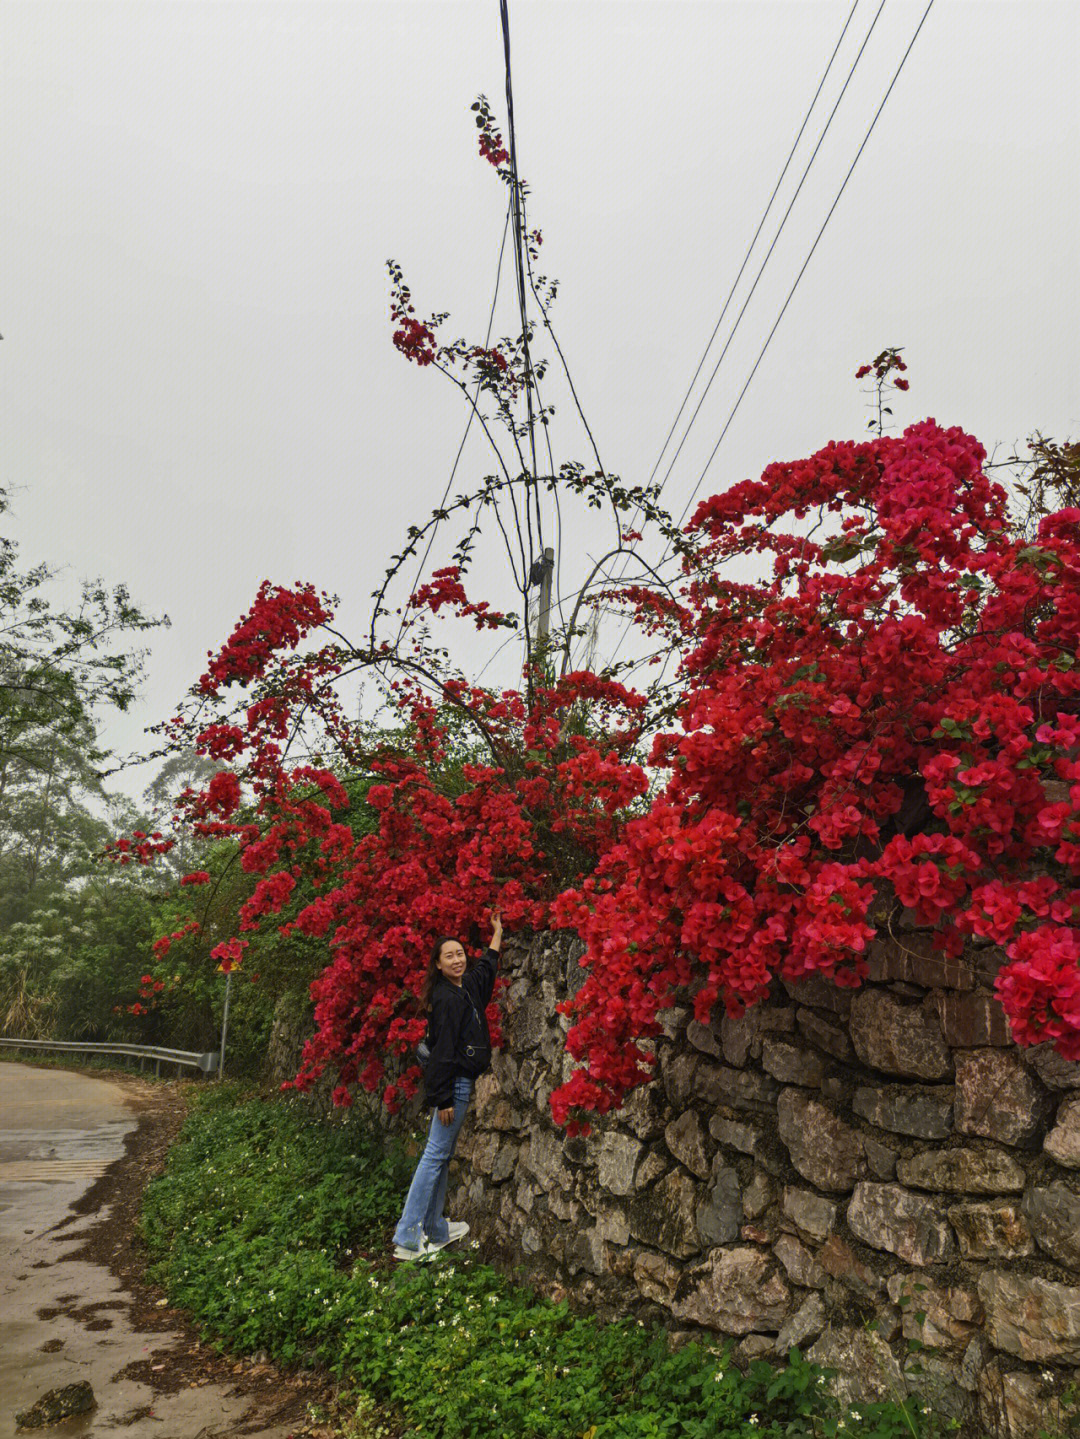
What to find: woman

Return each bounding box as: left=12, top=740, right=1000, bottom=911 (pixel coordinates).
left=392, top=909, right=503, bottom=1259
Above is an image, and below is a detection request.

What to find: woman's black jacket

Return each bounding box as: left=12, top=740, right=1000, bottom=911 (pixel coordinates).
left=423, top=947, right=498, bottom=1109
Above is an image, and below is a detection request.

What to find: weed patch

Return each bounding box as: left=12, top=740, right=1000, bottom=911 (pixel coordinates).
left=144, top=1092, right=1036, bottom=1438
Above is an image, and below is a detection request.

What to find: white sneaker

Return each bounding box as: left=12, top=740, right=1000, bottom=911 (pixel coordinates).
left=424, top=1221, right=470, bottom=1253
left=393, top=1240, right=432, bottom=1261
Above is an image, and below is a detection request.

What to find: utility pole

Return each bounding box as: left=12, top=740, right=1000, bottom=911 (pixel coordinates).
left=535, top=546, right=555, bottom=650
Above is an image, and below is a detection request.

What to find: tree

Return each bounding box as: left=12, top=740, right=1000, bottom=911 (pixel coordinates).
left=0, top=486, right=166, bottom=1034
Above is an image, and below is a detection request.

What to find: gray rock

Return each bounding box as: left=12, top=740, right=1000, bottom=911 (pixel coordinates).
left=852, top=1084, right=954, bottom=1139
left=1027, top=1043, right=1080, bottom=1091
left=469, top=1131, right=501, bottom=1175
left=849, top=989, right=952, bottom=1079
left=661, top=1052, right=699, bottom=1110
left=595, top=1202, right=631, bottom=1246
left=958, top=1337, right=984, bottom=1392
left=597, top=1130, right=644, bottom=1196
left=15, top=1383, right=96, bottom=1429
left=736, top=1334, right=775, bottom=1361
left=523, top=1126, right=571, bottom=1189
left=696, top=1159, right=742, bottom=1245
left=1044, top=1094, right=1080, bottom=1168
left=782, top=1186, right=837, bottom=1242
left=1022, top=1182, right=1080, bottom=1267
left=773, top=1233, right=826, bottom=1288
left=783, top=976, right=853, bottom=1015
left=627, top=1167, right=701, bottom=1258
left=796, top=1006, right=852, bottom=1060
left=568, top=1226, right=605, bottom=1275
left=633, top=1249, right=682, bottom=1304
left=867, top=932, right=974, bottom=990
left=979, top=1367, right=1069, bottom=1439
left=885, top=1273, right=982, bottom=1351
left=762, top=1037, right=826, bottom=1087
left=672, top=1247, right=790, bottom=1333
left=742, top=1169, right=774, bottom=1220
left=686, top=1018, right=721, bottom=1057
left=862, top=1135, right=898, bottom=1180
left=818, top=1233, right=884, bottom=1296
left=978, top=1271, right=1080, bottom=1363
left=515, top=1179, right=535, bottom=1213
left=954, top=1048, right=1052, bottom=1148
left=950, top=1201, right=1033, bottom=1262
left=721, top=1011, right=757, bottom=1066
left=696, top=1063, right=781, bottom=1112
left=846, top=1182, right=955, bottom=1265
left=930, top=989, right=1010, bottom=1047
left=775, top=1293, right=826, bottom=1354
left=521, top=1224, right=542, bottom=1254
left=806, top=1327, right=908, bottom=1407
left=621, top=1082, right=667, bottom=1140
left=636, top=1149, right=668, bottom=1187
left=895, top=1146, right=1025, bottom=1194
left=490, top=1140, right=518, bottom=1183
left=656, top=1004, right=689, bottom=1040
left=516, top=992, right=551, bottom=1048
left=708, top=1112, right=765, bottom=1158
left=777, top=1088, right=862, bottom=1192
left=664, top=1109, right=711, bottom=1179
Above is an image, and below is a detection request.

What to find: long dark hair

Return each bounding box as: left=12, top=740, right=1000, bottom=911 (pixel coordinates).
left=420, top=933, right=480, bottom=1009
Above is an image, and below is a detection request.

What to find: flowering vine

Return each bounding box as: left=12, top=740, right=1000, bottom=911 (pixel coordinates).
left=117, top=89, right=1080, bottom=1138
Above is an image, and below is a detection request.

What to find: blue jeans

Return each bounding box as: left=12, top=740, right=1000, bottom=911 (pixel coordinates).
left=393, top=1075, right=473, bottom=1250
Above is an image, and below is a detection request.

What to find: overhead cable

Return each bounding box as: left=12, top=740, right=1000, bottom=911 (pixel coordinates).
left=605, top=0, right=936, bottom=670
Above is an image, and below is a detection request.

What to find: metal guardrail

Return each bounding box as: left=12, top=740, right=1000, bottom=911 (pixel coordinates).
left=0, top=1036, right=220, bottom=1076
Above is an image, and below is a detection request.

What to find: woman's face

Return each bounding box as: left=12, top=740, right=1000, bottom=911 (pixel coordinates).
left=436, top=939, right=467, bottom=985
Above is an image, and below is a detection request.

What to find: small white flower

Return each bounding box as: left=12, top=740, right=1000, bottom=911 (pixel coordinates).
left=1042, top=1369, right=1055, bottom=1383
left=749, top=1417, right=759, bottom=1427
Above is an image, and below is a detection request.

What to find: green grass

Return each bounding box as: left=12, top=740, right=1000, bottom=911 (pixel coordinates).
left=141, top=1090, right=977, bottom=1439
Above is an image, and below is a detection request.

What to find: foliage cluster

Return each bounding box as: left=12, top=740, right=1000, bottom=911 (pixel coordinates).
left=143, top=1090, right=963, bottom=1439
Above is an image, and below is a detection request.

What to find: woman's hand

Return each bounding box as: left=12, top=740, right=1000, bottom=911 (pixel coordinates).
left=491, top=906, right=503, bottom=951
left=438, top=1106, right=455, bottom=1126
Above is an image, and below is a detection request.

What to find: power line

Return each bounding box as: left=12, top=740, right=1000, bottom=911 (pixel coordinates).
left=648, top=0, right=886, bottom=514
left=675, top=0, right=935, bottom=529
left=608, top=0, right=936, bottom=668
left=572, top=0, right=873, bottom=668
left=637, top=0, right=862, bottom=523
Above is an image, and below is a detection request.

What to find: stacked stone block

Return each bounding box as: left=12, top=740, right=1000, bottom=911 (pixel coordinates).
left=448, top=927, right=1080, bottom=1439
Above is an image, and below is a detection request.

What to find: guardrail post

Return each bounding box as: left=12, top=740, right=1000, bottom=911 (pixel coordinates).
left=219, top=969, right=233, bottom=1080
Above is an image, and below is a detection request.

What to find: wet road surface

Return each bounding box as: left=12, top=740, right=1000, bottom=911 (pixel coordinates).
left=0, top=1063, right=297, bottom=1438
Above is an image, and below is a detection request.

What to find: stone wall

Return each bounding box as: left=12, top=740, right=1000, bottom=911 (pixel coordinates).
left=448, top=926, right=1080, bottom=1438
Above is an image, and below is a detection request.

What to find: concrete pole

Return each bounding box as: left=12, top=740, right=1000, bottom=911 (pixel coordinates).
left=536, top=546, right=555, bottom=650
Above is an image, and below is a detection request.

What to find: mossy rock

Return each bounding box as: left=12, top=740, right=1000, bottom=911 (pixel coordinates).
left=15, top=1381, right=96, bottom=1428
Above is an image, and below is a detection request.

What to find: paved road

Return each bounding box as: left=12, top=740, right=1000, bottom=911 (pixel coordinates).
left=0, top=1063, right=294, bottom=1439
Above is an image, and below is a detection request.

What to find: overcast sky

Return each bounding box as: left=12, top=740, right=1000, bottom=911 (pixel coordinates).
left=3, top=1, right=1078, bottom=799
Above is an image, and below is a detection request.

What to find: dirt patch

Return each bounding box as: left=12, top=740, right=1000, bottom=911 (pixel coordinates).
left=45, top=1071, right=343, bottom=1438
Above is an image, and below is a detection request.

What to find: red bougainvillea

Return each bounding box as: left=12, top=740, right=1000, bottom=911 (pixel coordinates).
left=132, top=415, right=1080, bottom=1132
left=117, top=93, right=1080, bottom=1130
left=549, top=419, right=1080, bottom=1128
